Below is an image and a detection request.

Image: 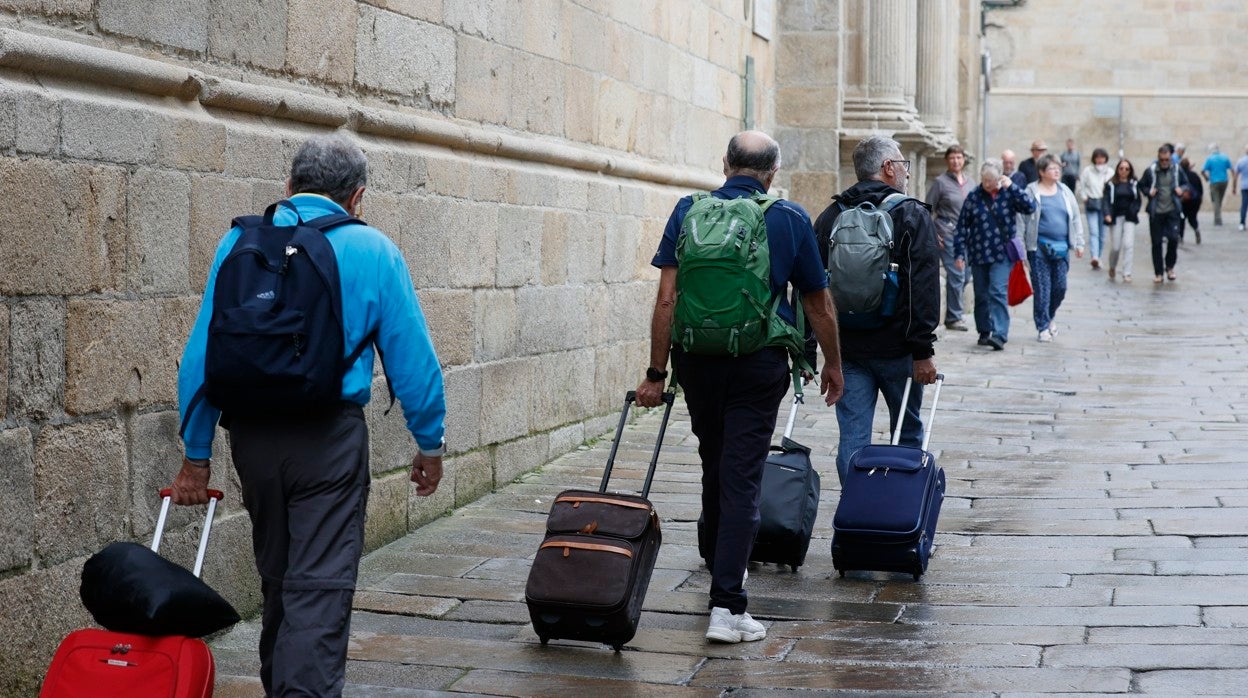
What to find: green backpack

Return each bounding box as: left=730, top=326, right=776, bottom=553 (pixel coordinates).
left=672, top=192, right=811, bottom=376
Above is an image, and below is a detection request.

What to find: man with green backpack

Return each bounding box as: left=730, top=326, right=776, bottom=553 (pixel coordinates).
left=635, top=131, right=843, bottom=644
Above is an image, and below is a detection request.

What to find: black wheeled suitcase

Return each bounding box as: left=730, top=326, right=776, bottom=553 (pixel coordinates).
left=697, top=392, right=819, bottom=572
left=832, top=375, right=946, bottom=581
left=525, top=390, right=672, bottom=651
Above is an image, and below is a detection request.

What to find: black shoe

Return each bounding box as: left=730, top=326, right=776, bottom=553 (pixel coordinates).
left=977, top=335, right=991, bottom=346
left=1195, top=229, right=1202, bottom=244
left=986, top=335, right=1005, bottom=351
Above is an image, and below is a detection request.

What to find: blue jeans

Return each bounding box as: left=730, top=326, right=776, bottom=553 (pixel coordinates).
left=835, top=357, right=924, bottom=484
left=939, top=228, right=966, bottom=323
left=1085, top=208, right=1105, bottom=259
left=1240, top=189, right=1248, bottom=226
left=1029, top=249, right=1069, bottom=332
left=971, top=260, right=1012, bottom=342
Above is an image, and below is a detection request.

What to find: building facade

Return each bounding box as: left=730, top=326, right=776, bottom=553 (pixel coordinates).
left=0, top=1, right=976, bottom=690
left=983, top=0, right=1248, bottom=169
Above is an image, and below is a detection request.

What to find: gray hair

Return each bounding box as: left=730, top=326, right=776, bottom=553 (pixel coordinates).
left=853, top=135, right=900, bottom=182
left=979, top=158, right=1003, bottom=179
left=289, top=134, right=368, bottom=205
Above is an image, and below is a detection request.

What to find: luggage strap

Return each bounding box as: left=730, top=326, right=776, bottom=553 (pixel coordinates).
left=540, top=540, right=633, bottom=558
left=555, top=495, right=652, bottom=511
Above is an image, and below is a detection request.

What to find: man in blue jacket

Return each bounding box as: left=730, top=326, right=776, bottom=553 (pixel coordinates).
left=170, top=134, right=447, bottom=696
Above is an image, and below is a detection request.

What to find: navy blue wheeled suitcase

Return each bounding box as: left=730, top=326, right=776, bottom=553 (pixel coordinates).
left=831, top=375, right=946, bottom=581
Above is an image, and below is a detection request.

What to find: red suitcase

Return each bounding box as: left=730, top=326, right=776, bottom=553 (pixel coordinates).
left=41, top=489, right=224, bottom=698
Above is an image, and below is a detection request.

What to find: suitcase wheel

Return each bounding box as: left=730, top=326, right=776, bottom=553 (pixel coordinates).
left=539, top=636, right=549, bottom=646
left=789, top=564, right=799, bottom=573
left=611, top=643, right=624, bottom=652
left=912, top=571, right=922, bottom=582
left=838, top=570, right=846, bottom=578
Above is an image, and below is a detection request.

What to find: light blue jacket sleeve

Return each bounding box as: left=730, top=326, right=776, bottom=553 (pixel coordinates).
left=178, top=228, right=242, bottom=460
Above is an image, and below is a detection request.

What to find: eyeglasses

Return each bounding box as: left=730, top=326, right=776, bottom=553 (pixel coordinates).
left=886, top=159, right=911, bottom=172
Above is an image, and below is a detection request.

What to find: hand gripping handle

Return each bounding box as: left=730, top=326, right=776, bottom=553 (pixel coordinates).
left=154, top=488, right=225, bottom=578
left=601, top=391, right=675, bottom=498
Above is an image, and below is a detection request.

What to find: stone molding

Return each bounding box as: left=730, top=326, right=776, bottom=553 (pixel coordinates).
left=0, top=27, right=722, bottom=191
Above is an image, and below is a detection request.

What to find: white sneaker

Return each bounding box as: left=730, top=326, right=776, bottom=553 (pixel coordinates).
left=1037, top=329, right=1053, bottom=342
left=705, top=607, right=767, bottom=643
left=1048, top=323, right=1058, bottom=337
left=1240, top=224, right=1245, bottom=231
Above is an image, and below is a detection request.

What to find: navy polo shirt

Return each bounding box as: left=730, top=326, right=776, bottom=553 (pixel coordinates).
left=651, top=176, right=827, bottom=325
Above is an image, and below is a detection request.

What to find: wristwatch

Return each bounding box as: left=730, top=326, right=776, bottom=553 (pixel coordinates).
left=645, top=367, right=668, bottom=383
left=418, top=438, right=446, bottom=457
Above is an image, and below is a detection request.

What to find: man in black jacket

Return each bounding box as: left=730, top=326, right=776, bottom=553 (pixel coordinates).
left=1137, top=145, right=1190, bottom=281
left=814, top=135, right=941, bottom=483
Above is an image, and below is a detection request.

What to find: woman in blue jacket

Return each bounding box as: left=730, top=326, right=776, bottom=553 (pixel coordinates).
left=1023, top=154, right=1086, bottom=342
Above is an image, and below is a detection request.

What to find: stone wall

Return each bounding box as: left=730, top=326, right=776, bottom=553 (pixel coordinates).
left=0, top=1, right=780, bottom=691
left=984, top=0, right=1248, bottom=166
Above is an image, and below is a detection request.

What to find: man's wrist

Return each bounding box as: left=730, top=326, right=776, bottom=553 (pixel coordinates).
left=418, top=438, right=446, bottom=457
left=645, top=367, right=668, bottom=383
left=184, top=456, right=210, bottom=469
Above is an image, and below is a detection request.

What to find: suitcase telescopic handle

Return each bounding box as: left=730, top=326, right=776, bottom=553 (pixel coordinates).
left=153, top=488, right=225, bottom=578
left=601, top=391, right=675, bottom=498
left=892, top=374, right=945, bottom=450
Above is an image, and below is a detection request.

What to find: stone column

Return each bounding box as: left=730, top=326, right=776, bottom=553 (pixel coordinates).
left=916, top=0, right=957, bottom=138
left=843, top=0, right=919, bottom=126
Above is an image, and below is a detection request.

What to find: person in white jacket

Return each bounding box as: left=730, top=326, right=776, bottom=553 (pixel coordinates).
left=1076, top=148, right=1114, bottom=270
left=1023, top=154, right=1085, bottom=342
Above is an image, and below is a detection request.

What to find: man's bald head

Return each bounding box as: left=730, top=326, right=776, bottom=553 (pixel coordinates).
left=724, top=130, right=781, bottom=183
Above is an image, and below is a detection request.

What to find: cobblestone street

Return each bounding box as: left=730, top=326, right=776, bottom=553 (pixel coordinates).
left=214, top=213, right=1248, bottom=696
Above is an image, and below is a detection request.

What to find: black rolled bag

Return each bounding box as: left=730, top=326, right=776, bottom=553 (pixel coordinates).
left=80, top=541, right=240, bottom=638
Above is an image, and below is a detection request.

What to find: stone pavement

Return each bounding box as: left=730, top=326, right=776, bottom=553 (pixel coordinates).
left=212, top=215, right=1248, bottom=696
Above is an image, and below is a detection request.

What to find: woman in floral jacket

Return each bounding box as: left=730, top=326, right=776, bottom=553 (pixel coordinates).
left=953, top=159, right=1037, bottom=350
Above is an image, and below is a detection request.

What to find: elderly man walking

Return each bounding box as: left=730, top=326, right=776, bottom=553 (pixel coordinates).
left=172, top=134, right=448, bottom=696
left=636, top=130, right=843, bottom=644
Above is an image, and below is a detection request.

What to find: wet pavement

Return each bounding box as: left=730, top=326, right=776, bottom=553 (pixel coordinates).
left=213, top=216, right=1248, bottom=696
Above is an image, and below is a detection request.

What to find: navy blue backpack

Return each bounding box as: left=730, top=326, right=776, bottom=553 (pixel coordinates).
left=182, top=200, right=376, bottom=431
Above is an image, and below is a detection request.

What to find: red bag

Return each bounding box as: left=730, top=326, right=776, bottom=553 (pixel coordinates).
left=40, top=629, right=214, bottom=698
left=1008, top=260, right=1032, bottom=306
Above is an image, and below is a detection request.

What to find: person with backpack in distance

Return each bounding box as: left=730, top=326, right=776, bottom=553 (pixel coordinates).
left=634, top=131, right=844, bottom=644
left=170, top=134, right=447, bottom=696
left=1137, top=144, right=1190, bottom=282
left=813, top=135, right=940, bottom=485
left=952, top=158, right=1037, bottom=350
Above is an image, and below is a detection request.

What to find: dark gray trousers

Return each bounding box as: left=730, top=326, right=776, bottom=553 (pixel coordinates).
left=229, top=404, right=370, bottom=698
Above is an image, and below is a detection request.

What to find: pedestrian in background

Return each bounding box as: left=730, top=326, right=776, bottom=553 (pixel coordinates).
left=1076, top=147, right=1113, bottom=269
left=1179, top=157, right=1203, bottom=243
left=1102, top=158, right=1142, bottom=283
left=925, top=144, right=973, bottom=332
left=953, top=158, right=1036, bottom=350
left=1202, top=143, right=1232, bottom=227
left=1138, top=145, right=1190, bottom=282
left=1018, top=140, right=1046, bottom=184
left=1234, top=145, right=1248, bottom=231
left=1060, top=138, right=1081, bottom=192
left=1024, top=154, right=1085, bottom=342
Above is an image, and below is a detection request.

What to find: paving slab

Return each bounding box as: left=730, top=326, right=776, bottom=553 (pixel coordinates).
left=212, top=211, right=1248, bottom=694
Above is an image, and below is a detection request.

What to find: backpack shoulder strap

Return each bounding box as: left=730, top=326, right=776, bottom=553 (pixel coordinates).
left=230, top=214, right=264, bottom=231
left=304, top=213, right=365, bottom=232
left=690, top=192, right=711, bottom=203
left=879, top=192, right=910, bottom=212
left=751, top=193, right=780, bottom=213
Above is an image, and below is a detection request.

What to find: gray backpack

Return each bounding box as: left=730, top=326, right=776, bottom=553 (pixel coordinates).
left=826, top=192, right=907, bottom=329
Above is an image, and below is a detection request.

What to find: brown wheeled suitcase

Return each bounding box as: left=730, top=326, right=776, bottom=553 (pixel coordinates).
left=524, top=390, right=672, bottom=651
